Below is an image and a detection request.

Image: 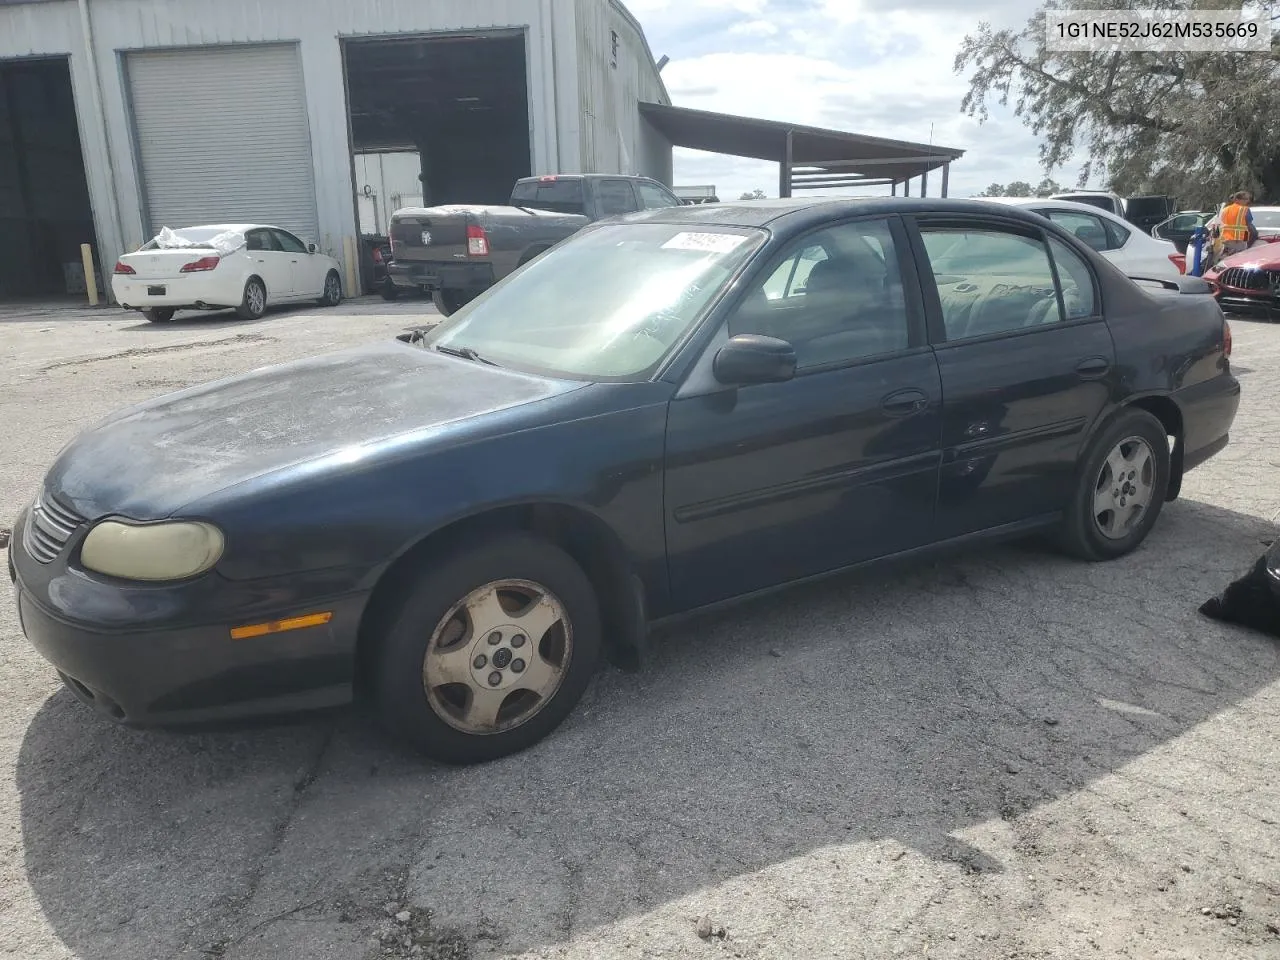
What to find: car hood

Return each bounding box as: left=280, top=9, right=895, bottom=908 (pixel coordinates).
left=45, top=341, right=582, bottom=520
left=1212, top=245, right=1280, bottom=272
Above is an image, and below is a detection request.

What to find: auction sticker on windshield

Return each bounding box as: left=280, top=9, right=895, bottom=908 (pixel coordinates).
left=661, top=232, right=749, bottom=254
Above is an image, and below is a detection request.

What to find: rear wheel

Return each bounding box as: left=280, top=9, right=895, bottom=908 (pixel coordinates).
left=373, top=532, right=602, bottom=765
left=431, top=287, right=471, bottom=317
left=380, top=277, right=400, bottom=301
left=236, top=277, right=267, bottom=320
left=317, top=270, right=342, bottom=307
left=1058, top=408, right=1170, bottom=561
left=142, top=308, right=175, bottom=323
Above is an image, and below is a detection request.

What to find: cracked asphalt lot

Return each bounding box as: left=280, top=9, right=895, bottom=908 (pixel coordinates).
left=1, top=299, right=1277, bottom=960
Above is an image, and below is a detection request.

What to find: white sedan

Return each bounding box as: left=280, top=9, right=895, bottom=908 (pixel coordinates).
left=111, top=224, right=344, bottom=322
left=979, top=197, right=1184, bottom=279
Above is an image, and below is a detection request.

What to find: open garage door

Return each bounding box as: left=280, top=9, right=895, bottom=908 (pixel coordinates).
left=126, top=44, right=319, bottom=243
left=0, top=57, right=99, bottom=301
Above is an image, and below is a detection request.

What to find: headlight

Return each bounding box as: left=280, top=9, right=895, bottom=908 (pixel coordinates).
left=80, top=520, right=225, bottom=581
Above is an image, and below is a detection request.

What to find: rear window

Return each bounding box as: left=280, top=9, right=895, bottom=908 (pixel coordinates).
left=139, top=227, right=234, bottom=250
left=510, top=178, right=585, bottom=214
left=1252, top=209, right=1280, bottom=229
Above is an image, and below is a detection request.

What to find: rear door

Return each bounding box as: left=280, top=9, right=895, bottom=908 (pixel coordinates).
left=907, top=215, right=1115, bottom=539
left=664, top=215, right=943, bottom=609
left=245, top=228, right=293, bottom=298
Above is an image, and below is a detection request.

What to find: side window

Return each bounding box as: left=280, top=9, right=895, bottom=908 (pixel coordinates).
left=1039, top=210, right=1111, bottom=252
left=1102, top=217, right=1130, bottom=248
left=272, top=229, right=307, bottom=254
left=726, top=218, right=909, bottom=370
left=636, top=181, right=680, bottom=210
left=1047, top=237, right=1098, bottom=319
left=245, top=230, right=267, bottom=251
left=596, top=179, right=639, bottom=217
left=919, top=225, right=1062, bottom=341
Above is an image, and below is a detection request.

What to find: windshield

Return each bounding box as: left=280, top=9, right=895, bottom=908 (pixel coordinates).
left=423, top=222, right=766, bottom=380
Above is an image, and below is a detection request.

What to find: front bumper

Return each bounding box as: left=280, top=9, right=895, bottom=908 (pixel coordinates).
left=10, top=507, right=369, bottom=726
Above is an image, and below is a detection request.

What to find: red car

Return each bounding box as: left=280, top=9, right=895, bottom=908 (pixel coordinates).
left=1204, top=243, right=1280, bottom=318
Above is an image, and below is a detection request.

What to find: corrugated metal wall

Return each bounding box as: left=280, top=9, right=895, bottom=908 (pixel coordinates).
left=573, top=0, right=670, bottom=181
left=0, top=0, right=672, bottom=299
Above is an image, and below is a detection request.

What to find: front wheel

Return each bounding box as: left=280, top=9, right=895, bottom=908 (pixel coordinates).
left=317, top=270, right=342, bottom=307
left=431, top=287, right=472, bottom=317
left=143, top=308, right=175, bottom=323
left=373, top=533, right=602, bottom=765
left=1058, top=408, right=1171, bottom=561
left=236, top=277, right=267, bottom=320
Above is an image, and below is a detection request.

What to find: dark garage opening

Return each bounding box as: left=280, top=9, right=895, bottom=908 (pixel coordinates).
left=0, top=57, right=99, bottom=302
left=343, top=33, right=531, bottom=213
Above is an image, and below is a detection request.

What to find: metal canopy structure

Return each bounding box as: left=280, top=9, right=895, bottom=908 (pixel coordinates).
left=638, top=102, right=964, bottom=198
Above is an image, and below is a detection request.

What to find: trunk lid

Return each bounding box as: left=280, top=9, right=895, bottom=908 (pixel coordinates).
left=117, top=249, right=221, bottom=280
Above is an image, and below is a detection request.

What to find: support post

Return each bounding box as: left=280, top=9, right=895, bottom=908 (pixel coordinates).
left=779, top=129, right=793, bottom=198
left=343, top=235, right=359, bottom=296
left=80, top=243, right=99, bottom=305
left=890, top=181, right=896, bottom=196
left=941, top=162, right=950, bottom=198
left=920, top=171, right=927, bottom=197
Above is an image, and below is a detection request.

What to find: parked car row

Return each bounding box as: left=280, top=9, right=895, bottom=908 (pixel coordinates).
left=14, top=196, right=1240, bottom=764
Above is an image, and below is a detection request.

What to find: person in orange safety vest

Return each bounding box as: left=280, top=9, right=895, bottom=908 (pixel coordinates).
left=1217, top=191, right=1258, bottom=258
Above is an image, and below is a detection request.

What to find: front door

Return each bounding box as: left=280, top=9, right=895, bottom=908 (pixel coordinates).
left=909, top=215, right=1116, bottom=539
left=245, top=228, right=293, bottom=298
left=664, top=215, right=943, bottom=610
left=272, top=228, right=319, bottom=297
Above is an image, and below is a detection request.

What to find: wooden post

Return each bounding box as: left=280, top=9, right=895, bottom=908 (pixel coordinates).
left=343, top=236, right=358, bottom=296
left=80, top=243, right=99, bottom=305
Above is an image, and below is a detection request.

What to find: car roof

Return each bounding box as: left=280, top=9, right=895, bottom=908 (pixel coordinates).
left=174, top=224, right=285, bottom=234
left=977, top=196, right=1133, bottom=224
left=623, top=196, right=1062, bottom=232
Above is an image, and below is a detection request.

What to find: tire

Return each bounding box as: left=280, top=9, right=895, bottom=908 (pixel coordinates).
left=317, top=270, right=342, bottom=307
left=380, top=277, right=400, bottom=301
left=373, top=532, right=602, bottom=765
left=236, top=277, right=267, bottom=320
left=1058, top=408, right=1171, bottom=561
left=431, top=287, right=471, bottom=317
left=143, top=308, right=175, bottom=323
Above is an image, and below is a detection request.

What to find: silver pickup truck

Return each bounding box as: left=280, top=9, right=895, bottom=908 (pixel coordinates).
left=385, top=174, right=685, bottom=315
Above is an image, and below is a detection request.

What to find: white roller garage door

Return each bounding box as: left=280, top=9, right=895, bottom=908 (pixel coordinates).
left=126, top=44, right=319, bottom=243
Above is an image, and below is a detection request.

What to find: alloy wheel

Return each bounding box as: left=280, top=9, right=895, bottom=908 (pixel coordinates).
left=1092, top=435, right=1156, bottom=540
left=422, top=579, right=572, bottom=735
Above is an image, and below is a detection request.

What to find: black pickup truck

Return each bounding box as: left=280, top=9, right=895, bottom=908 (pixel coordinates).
left=385, top=174, right=685, bottom=315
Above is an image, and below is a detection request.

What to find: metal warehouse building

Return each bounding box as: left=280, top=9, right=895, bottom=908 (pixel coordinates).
left=0, top=0, right=963, bottom=305
left=0, top=0, right=676, bottom=302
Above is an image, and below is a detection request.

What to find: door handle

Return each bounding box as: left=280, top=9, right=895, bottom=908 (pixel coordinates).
left=1075, top=356, right=1111, bottom=379
left=881, top=388, right=929, bottom=416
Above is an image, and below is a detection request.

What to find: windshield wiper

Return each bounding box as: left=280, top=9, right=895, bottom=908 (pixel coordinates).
left=434, top=343, right=499, bottom=366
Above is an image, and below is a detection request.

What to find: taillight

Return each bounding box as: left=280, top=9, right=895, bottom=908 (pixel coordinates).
left=113, top=261, right=135, bottom=275
left=180, top=255, right=220, bottom=273
left=1169, top=253, right=1186, bottom=274
left=1223, top=319, right=1232, bottom=358
left=372, top=247, right=384, bottom=263
left=467, top=224, right=490, bottom=257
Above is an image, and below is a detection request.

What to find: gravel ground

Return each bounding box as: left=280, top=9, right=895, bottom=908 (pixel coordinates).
left=0, top=298, right=1277, bottom=960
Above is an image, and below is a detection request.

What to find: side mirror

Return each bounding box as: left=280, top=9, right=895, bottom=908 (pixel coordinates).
left=712, top=334, right=796, bottom=385
left=308, top=243, right=317, bottom=254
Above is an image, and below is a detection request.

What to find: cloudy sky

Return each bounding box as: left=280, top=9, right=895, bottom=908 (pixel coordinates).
left=625, top=0, right=1089, bottom=200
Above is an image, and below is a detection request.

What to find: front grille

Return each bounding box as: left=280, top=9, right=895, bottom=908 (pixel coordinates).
left=22, top=490, right=86, bottom=564
left=1217, top=266, right=1280, bottom=292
